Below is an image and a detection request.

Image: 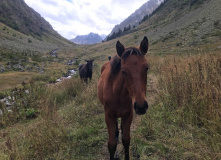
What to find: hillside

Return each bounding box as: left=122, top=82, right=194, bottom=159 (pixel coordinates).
left=98, top=0, right=221, bottom=58
left=70, top=32, right=106, bottom=45
left=0, top=0, right=73, bottom=55
left=137, top=0, right=221, bottom=48
left=0, top=0, right=78, bottom=91
left=0, top=0, right=53, bottom=36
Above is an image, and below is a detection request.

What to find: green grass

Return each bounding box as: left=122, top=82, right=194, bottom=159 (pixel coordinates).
left=132, top=103, right=221, bottom=159
left=0, top=63, right=108, bottom=159
left=0, top=50, right=220, bottom=160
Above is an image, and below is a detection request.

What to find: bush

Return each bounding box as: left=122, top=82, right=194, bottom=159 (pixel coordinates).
left=0, top=92, right=6, bottom=99
left=2, top=26, right=6, bottom=30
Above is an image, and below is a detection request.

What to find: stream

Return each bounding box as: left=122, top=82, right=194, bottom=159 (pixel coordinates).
left=0, top=69, right=77, bottom=115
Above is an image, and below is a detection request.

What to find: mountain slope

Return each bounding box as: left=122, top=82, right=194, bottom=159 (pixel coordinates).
left=106, top=0, right=164, bottom=40
left=137, top=0, right=221, bottom=47
left=0, top=0, right=53, bottom=36
left=0, top=0, right=73, bottom=55
left=80, top=0, right=221, bottom=61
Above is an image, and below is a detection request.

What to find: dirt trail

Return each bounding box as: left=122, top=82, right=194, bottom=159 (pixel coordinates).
left=99, top=74, right=158, bottom=160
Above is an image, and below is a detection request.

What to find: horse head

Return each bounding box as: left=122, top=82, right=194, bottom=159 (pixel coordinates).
left=85, top=59, right=94, bottom=71
left=116, top=37, right=149, bottom=115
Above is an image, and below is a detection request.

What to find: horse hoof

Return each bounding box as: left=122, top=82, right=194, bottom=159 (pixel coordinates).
left=114, top=154, right=120, bottom=160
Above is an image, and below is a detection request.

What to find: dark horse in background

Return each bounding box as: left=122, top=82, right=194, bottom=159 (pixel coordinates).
left=97, top=37, right=149, bottom=160
left=79, top=59, right=94, bottom=83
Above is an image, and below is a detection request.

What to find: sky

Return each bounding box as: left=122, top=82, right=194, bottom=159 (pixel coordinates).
left=24, top=0, right=148, bottom=39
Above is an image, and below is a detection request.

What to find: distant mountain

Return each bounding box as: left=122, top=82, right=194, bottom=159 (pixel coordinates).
left=70, top=33, right=106, bottom=45
left=106, top=0, right=164, bottom=40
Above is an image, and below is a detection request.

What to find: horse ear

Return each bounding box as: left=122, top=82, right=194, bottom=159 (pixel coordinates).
left=140, top=36, right=149, bottom=55
left=116, top=41, right=125, bottom=57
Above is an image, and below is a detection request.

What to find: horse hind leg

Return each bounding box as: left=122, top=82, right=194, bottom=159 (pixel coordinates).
left=84, top=77, right=88, bottom=83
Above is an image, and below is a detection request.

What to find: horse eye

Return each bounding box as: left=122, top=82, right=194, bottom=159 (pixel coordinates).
left=145, top=67, right=149, bottom=72
left=121, top=70, right=127, bottom=75
left=122, top=70, right=127, bottom=75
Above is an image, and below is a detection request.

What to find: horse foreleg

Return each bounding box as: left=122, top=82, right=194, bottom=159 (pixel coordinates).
left=84, top=78, right=88, bottom=83
left=121, top=111, right=133, bottom=160
left=121, top=121, right=123, bottom=136
left=115, top=121, right=120, bottom=141
left=105, top=115, right=118, bottom=160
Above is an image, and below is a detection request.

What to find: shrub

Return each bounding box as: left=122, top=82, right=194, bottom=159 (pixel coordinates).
left=2, top=26, right=6, bottom=30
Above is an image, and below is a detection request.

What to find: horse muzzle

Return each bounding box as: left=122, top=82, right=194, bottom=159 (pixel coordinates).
left=134, top=101, right=148, bottom=115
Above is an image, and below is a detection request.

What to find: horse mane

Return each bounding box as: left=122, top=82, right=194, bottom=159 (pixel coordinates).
left=110, top=55, right=121, bottom=75
left=110, top=47, right=143, bottom=76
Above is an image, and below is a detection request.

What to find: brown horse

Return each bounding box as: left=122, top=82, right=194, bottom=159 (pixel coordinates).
left=97, top=37, right=149, bottom=160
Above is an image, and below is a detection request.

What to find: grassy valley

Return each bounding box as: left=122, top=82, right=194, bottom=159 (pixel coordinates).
left=0, top=0, right=220, bottom=159
left=0, top=21, right=81, bottom=91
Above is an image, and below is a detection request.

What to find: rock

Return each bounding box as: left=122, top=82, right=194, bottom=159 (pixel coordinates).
left=13, top=63, right=24, bottom=71
left=25, top=65, right=33, bottom=71
left=7, top=65, right=12, bottom=70
left=39, top=68, right=44, bottom=73
left=0, top=65, right=5, bottom=73
left=67, top=58, right=78, bottom=65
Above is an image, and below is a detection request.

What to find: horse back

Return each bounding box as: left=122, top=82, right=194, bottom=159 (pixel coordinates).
left=79, top=64, right=86, bottom=77
left=79, top=64, right=84, bottom=71
left=100, top=61, right=109, bottom=74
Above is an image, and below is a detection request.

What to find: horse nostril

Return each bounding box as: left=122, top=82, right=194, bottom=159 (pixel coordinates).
left=144, top=101, right=148, bottom=109
left=134, top=102, right=138, bottom=111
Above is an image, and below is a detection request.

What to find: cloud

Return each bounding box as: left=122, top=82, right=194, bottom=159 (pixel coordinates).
left=24, top=0, right=148, bottom=39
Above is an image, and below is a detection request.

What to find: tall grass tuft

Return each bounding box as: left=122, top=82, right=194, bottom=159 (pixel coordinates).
left=158, top=55, right=221, bottom=133
left=0, top=83, right=48, bottom=127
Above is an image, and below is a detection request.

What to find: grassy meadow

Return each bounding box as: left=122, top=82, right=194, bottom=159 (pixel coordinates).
left=0, top=39, right=220, bottom=159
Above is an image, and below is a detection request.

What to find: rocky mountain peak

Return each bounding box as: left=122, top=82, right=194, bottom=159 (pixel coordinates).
left=70, top=32, right=106, bottom=45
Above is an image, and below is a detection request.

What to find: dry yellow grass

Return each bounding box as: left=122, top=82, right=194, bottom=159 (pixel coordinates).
left=0, top=72, right=34, bottom=91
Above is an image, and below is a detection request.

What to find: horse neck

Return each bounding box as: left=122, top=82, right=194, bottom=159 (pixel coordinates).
left=85, top=63, right=89, bottom=70
left=112, top=72, right=127, bottom=93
